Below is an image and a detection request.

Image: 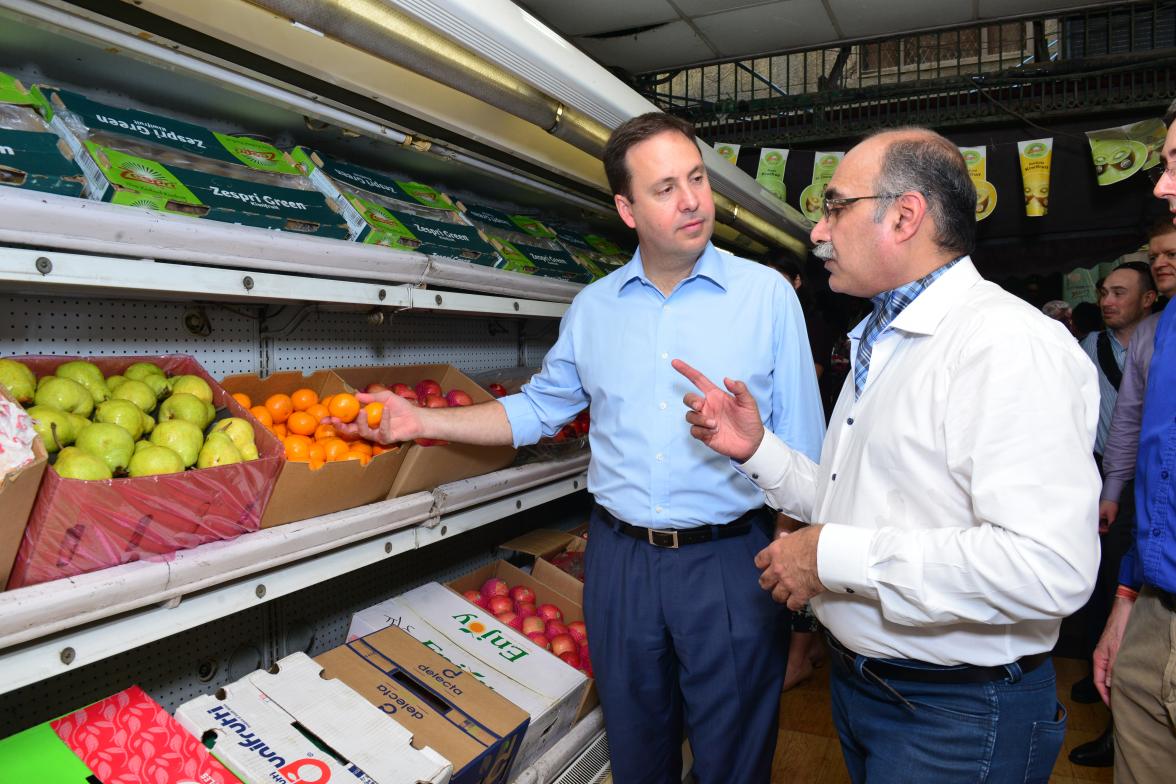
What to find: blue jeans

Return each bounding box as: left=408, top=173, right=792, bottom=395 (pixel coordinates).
left=829, top=644, right=1066, bottom=784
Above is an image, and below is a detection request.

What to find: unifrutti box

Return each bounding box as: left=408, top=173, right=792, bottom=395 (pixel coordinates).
left=36, top=86, right=348, bottom=238
left=291, top=146, right=501, bottom=263
left=0, top=71, right=85, bottom=197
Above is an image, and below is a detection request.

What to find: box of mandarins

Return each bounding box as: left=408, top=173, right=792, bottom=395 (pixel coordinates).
left=219, top=369, right=406, bottom=528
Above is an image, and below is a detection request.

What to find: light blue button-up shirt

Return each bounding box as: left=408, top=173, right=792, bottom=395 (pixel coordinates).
left=499, top=242, right=825, bottom=529
left=1079, top=328, right=1126, bottom=455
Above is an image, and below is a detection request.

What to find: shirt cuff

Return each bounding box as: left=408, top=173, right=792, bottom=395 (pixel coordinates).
left=817, top=523, right=875, bottom=596
left=734, top=431, right=788, bottom=487
left=497, top=392, right=541, bottom=448
left=1101, top=477, right=1125, bottom=504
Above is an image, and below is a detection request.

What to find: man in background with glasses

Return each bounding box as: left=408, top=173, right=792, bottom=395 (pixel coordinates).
left=673, top=127, right=1100, bottom=783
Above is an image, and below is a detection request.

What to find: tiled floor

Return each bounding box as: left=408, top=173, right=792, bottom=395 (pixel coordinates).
left=771, top=656, right=1114, bottom=784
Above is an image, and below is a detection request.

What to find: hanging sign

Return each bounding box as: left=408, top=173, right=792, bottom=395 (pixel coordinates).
left=1017, top=138, right=1053, bottom=217
left=714, top=142, right=740, bottom=165
left=798, top=151, right=843, bottom=222
left=959, top=146, right=997, bottom=221
left=755, top=148, right=789, bottom=200
left=1085, top=118, right=1165, bottom=185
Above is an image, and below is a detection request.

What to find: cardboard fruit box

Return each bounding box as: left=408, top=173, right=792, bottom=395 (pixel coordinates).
left=7, top=355, right=283, bottom=589
left=330, top=364, right=517, bottom=498
left=218, top=369, right=407, bottom=528
left=500, top=524, right=588, bottom=597
left=317, top=623, right=530, bottom=784
left=0, top=382, right=48, bottom=590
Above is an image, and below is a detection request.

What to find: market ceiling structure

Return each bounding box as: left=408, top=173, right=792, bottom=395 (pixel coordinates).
left=515, top=0, right=1125, bottom=74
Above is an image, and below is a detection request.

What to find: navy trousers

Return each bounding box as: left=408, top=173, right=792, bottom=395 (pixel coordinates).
left=583, top=504, right=786, bottom=784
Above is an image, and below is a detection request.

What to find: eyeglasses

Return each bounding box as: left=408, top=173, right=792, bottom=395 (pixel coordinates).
left=1147, top=164, right=1176, bottom=184
left=822, top=193, right=896, bottom=220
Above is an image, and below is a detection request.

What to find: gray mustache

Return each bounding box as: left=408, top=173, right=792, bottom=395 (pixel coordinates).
left=812, top=242, right=835, bottom=260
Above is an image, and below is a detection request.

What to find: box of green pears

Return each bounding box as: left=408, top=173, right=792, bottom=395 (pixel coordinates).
left=0, top=354, right=284, bottom=589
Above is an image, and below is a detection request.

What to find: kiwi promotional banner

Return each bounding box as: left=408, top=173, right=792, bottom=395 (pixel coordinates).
left=1017, top=138, right=1053, bottom=217
left=960, top=146, right=997, bottom=221
left=798, top=151, right=843, bottom=222
left=1086, top=118, right=1165, bottom=186
left=714, top=142, right=740, bottom=165
left=755, top=148, right=789, bottom=200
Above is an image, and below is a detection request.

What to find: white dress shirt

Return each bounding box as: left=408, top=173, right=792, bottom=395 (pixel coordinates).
left=741, top=258, right=1100, bottom=666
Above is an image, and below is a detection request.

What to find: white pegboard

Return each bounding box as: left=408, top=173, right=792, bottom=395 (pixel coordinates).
left=0, top=294, right=261, bottom=377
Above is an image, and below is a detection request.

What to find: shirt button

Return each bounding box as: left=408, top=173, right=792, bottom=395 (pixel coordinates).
left=1154, top=528, right=1162, bottom=536
left=655, top=506, right=663, bottom=513
left=845, top=588, right=855, bottom=594
left=1163, top=470, right=1171, bottom=480
left=664, top=304, right=671, bottom=311
left=752, top=473, right=759, bottom=479
left=659, top=401, right=668, bottom=410
left=847, top=417, right=854, bottom=425
left=661, top=352, right=668, bottom=360
left=656, top=453, right=664, bottom=462
left=832, top=473, right=837, bottom=481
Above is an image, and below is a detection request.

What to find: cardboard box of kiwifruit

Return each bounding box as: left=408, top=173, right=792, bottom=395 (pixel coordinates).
left=0, top=72, right=86, bottom=197
left=291, top=146, right=502, bottom=264
left=35, top=86, right=348, bottom=238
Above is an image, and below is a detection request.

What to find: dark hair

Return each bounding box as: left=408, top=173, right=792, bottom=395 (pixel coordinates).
left=1072, top=301, right=1102, bottom=336
left=1148, top=216, right=1176, bottom=240
left=1113, top=260, right=1159, bottom=294
left=1165, top=99, right=1176, bottom=126
left=764, top=255, right=803, bottom=282
left=603, top=113, right=698, bottom=200
left=867, top=128, right=977, bottom=256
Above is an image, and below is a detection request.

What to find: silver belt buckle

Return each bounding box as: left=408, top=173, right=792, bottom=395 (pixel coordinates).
left=647, top=528, right=679, bottom=548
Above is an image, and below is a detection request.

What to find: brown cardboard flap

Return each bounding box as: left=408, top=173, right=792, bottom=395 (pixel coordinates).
left=532, top=557, right=583, bottom=607
left=500, top=529, right=578, bottom=560
left=0, top=383, right=47, bottom=590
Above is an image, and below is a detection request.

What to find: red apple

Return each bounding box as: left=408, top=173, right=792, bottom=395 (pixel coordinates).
left=481, top=578, right=509, bottom=601
left=521, top=616, right=546, bottom=636
left=423, top=394, right=449, bottom=408
left=566, top=620, right=587, bottom=645
left=559, top=651, right=581, bottom=669
left=392, top=383, right=417, bottom=400
left=487, top=383, right=508, bottom=398
left=415, top=379, right=442, bottom=400
left=496, top=611, right=523, bottom=631
left=446, top=389, right=474, bottom=407
left=537, top=603, right=563, bottom=623
left=487, top=595, right=514, bottom=616
left=515, top=601, right=537, bottom=618
left=462, top=589, right=484, bottom=608
left=527, top=632, right=551, bottom=650
left=365, top=382, right=389, bottom=394
left=545, top=621, right=569, bottom=640
left=510, top=585, right=536, bottom=605
left=579, top=644, right=593, bottom=677
left=550, top=634, right=577, bottom=657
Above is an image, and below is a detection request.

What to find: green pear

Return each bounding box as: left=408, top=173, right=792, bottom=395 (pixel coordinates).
left=141, top=411, right=155, bottom=435
left=94, top=399, right=144, bottom=440
left=205, top=402, right=216, bottom=424
left=158, top=393, right=213, bottom=429
left=211, top=417, right=256, bottom=451
left=112, top=379, right=157, bottom=413
left=75, top=422, right=135, bottom=473
left=54, top=446, right=113, bottom=480
left=55, top=361, right=110, bottom=403
left=36, top=376, right=52, bottom=390
left=240, top=442, right=259, bottom=461
left=0, top=359, right=36, bottom=403
left=105, top=374, right=127, bottom=391
left=196, top=431, right=243, bottom=469
left=142, top=373, right=170, bottom=399
left=34, top=376, right=94, bottom=417
left=26, top=405, right=75, bottom=452
left=128, top=444, right=185, bottom=477
left=134, top=439, right=152, bottom=454
left=170, top=375, right=213, bottom=404
left=67, top=412, right=91, bottom=437
left=149, top=419, right=203, bottom=467
left=124, top=362, right=165, bottom=381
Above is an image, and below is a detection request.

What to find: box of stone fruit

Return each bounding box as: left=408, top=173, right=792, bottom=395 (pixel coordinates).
left=0, top=355, right=282, bottom=589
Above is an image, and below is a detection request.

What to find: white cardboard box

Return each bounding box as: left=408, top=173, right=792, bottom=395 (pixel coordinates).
left=176, top=652, right=451, bottom=784
left=349, top=583, right=588, bottom=778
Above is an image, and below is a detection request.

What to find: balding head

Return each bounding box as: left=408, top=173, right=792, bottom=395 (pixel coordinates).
left=863, top=127, right=977, bottom=257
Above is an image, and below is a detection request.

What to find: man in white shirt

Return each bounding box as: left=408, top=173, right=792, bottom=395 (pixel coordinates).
left=673, top=127, right=1100, bottom=783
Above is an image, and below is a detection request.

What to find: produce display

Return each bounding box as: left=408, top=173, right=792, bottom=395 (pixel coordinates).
left=0, top=71, right=86, bottom=197
left=461, top=578, right=593, bottom=678
left=2, top=357, right=261, bottom=478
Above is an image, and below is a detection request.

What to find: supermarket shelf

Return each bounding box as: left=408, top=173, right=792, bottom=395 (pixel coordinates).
left=0, top=189, right=583, bottom=305
left=0, top=453, right=590, bottom=695
left=0, top=245, right=570, bottom=319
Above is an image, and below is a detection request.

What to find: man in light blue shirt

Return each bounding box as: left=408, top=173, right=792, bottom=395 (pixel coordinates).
left=333, top=113, right=824, bottom=783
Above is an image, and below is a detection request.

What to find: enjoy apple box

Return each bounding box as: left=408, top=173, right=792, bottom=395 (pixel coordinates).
left=347, top=577, right=587, bottom=780
left=219, top=370, right=407, bottom=528
left=329, top=364, right=516, bottom=497
left=176, top=652, right=451, bottom=784
left=0, top=381, right=47, bottom=591
left=316, top=623, right=529, bottom=784
left=7, top=355, right=283, bottom=590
